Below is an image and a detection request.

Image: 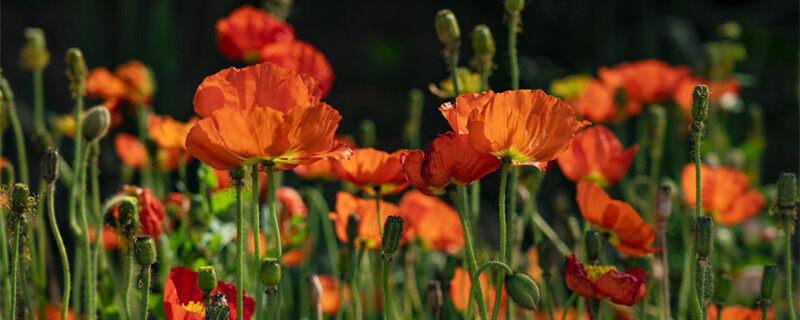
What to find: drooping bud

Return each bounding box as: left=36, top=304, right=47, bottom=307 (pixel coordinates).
left=505, top=272, right=540, bottom=310
left=472, top=24, right=495, bottom=58
left=691, top=85, right=710, bottom=124
left=228, top=166, right=246, bottom=184
left=132, top=235, right=157, bottom=266
left=583, top=230, right=602, bottom=263
left=759, top=264, right=777, bottom=300
left=41, top=148, right=59, bottom=184
left=346, top=214, right=360, bottom=243
left=777, top=173, right=798, bottom=210
left=259, top=258, right=282, bottom=287
left=82, top=106, right=111, bottom=142
left=197, top=266, right=218, bottom=295
left=65, top=48, right=88, bottom=97
left=713, top=274, right=731, bottom=303
left=1, top=163, right=15, bottom=187
left=693, top=216, right=714, bottom=257
left=505, top=0, right=525, bottom=13
left=20, top=28, right=50, bottom=71
left=435, top=9, right=460, bottom=51
left=381, top=215, right=404, bottom=256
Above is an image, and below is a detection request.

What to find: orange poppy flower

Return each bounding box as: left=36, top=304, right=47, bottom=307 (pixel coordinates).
left=398, top=190, right=464, bottom=254
left=260, top=40, right=334, bottom=97
left=163, top=266, right=255, bottom=320
left=572, top=79, right=641, bottom=123
left=598, top=59, right=690, bottom=105
left=114, top=60, right=156, bottom=105
left=400, top=132, right=499, bottom=196
left=115, top=133, right=148, bottom=170
left=564, top=255, right=647, bottom=306
left=525, top=247, right=542, bottom=283
left=333, top=148, right=409, bottom=196
left=88, top=225, right=120, bottom=250
left=293, top=136, right=356, bottom=181
left=186, top=62, right=350, bottom=171
left=247, top=187, right=307, bottom=264
left=148, top=114, right=197, bottom=150
left=317, top=275, right=343, bottom=315
left=111, top=185, right=166, bottom=238
left=328, top=192, right=408, bottom=250
left=557, top=125, right=638, bottom=187
left=34, top=303, right=78, bottom=320
left=443, top=90, right=589, bottom=166
left=673, top=76, right=740, bottom=111
left=156, top=148, right=192, bottom=172
left=86, top=67, right=127, bottom=100
left=449, top=266, right=506, bottom=314
left=681, top=164, right=765, bottom=226
left=576, top=182, right=658, bottom=256
left=215, top=5, right=295, bottom=63
left=707, top=305, right=774, bottom=320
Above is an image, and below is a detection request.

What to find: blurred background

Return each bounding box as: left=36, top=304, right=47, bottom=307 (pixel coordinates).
left=1, top=0, right=798, bottom=183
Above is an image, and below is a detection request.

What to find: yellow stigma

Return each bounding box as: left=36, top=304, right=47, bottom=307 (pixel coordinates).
left=583, top=265, right=616, bottom=282
left=181, top=301, right=206, bottom=316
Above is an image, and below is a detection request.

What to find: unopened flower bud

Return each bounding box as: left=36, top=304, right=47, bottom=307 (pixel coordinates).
left=435, top=9, right=460, bottom=49
left=1, top=163, right=15, bottom=187
left=65, top=48, right=88, bottom=96
left=777, top=172, right=797, bottom=209
left=228, top=166, right=246, bottom=182
left=760, top=264, right=777, bottom=300
left=132, top=235, right=157, bottom=266
left=82, top=106, right=110, bottom=142
left=713, top=274, right=731, bottom=303
left=41, top=148, right=59, bottom=184
left=584, top=230, right=602, bottom=262
left=505, top=272, right=540, bottom=310
left=197, top=266, right=218, bottom=295
left=20, top=28, right=50, bottom=71
left=472, top=24, right=495, bottom=57
left=505, top=0, right=525, bottom=13
left=691, top=85, right=710, bottom=124
left=346, top=215, right=360, bottom=243
left=259, top=257, right=282, bottom=286
left=10, top=183, right=32, bottom=215
left=117, top=197, right=138, bottom=228
left=693, top=216, right=714, bottom=257
left=381, top=215, right=404, bottom=256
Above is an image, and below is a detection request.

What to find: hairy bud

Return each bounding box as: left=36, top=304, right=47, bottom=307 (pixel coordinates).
left=691, top=85, right=710, bottom=124
left=505, top=272, right=540, bottom=310
left=435, top=9, right=460, bottom=51
left=472, top=24, right=495, bottom=57
left=20, top=28, right=50, bottom=71
left=259, top=258, right=282, bottom=287
left=760, top=264, right=778, bottom=300
left=693, top=216, right=714, bottom=257
left=381, top=215, right=404, bottom=256
left=1, top=163, right=15, bottom=187
left=132, top=235, right=157, bottom=266
left=65, top=48, right=88, bottom=97
left=777, top=172, right=798, bottom=209
left=82, top=106, right=111, bottom=142
left=41, top=148, right=59, bottom=184
left=197, top=266, right=218, bottom=295
left=505, top=0, right=525, bottom=13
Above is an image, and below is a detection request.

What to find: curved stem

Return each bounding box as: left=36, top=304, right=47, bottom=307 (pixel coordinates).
left=491, top=159, right=510, bottom=320
left=252, top=165, right=263, bottom=320
left=466, top=261, right=512, bottom=319
left=0, top=207, right=10, bottom=317
left=454, top=187, right=488, bottom=320
left=506, top=167, right=520, bottom=320
left=76, top=143, right=94, bottom=320
left=47, top=183, right=71, bottom=320
left=785, top=214, right=797, bottom=320
left=7, top=104, right=28, bottom=185
left=235, top=174, right=245, bottom=320
left=266, top=164, right=282, bottom=318
left=139, top=266, right=151, bottom=320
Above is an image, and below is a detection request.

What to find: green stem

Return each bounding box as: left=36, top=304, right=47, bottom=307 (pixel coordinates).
left=508, top=13, right=520, bottom=90
left=139, top=266, right=151, bottom=320
left=455, top=187, right=488, bottom=320
left=491, top=159, right=510, bottom=320
left=9, top=220, right=21, bottom=320
left=561, top=293, right=577, bottom=320
left=785, top=214, right=797, bottom=320
left=69, top=94, right=85, bottom=235
left=310, top=185, right=339, bottom=276
left=470, top=181, right=481, bottom=222
left=382, top=258, right=392, bottom=320
left=761, top=303, right=768, bottom=320
left=124, top=250, right=134, bottom=320
left=450, top=53, right=460, bottom=97
left=32, top=70, right=46, bottom=133
left=252, top=165, right=263, bottom=320
left=375, top=188, right=383, bottom=237
left=47, top=183, right=71, bottom=320
left=0, top=207, right=10, bottom=317
left=506, top=167, right=520, bottom=320
left=90, top=142, right=102, bottom=319
left=351, top=248, right=363, bottom=320
left=235, top=172, right=245, bottom=320
left=7, top=104, right=28, bottom=185
left=467, top=261, right=512, bottom=320
left=266, top=163, right=282, bottom=318
left=78, top=144, right=94, bottom=320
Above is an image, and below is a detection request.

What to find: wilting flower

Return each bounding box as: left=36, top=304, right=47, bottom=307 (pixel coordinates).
left=449, top=266, right=506, bottom=314
left=148, top=114, right=197, bottom=150
left=598, top=59, right=690, bottom=106
left=115, top=133, right=148, bottom=170
left=216, top=5, right=295, bottom=63
left=572, top=79, right=640, bottom=123
left=673, top=76, right=740, bottom=112
left=576, top=182, right=658, bottom=256
left=428, top=67, right=483, bottom=98
left=564, top=255, right=647, bottom=306
left=260, top=40, right=334, bottom=97
left=185, top=62, right=351, bottom=171
left=111, top=186, right=166, bottom=238
left=163, top=266, right=255, bottom=320
left=400, top=132, right=499, bottom=196
left=441, top=90, right=589, bottom=167
left=333, top=148, right=409, bottom=196
left=707, top=305, right=773, bottom=320
left=328, top=192, right=408, bottom=249
left=681, top=164, right=765, bottom=226
left=557, top=125, right=638, bottom=187
left=398, top=190, right=464, bottom=253
left=88, top=225, right=120, bottom=250
left=34, top=303, right=78, bottom=320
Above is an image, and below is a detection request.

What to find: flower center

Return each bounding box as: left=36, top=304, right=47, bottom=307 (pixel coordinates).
left=583, top=265, right=616, bottom=282
left=181, top=301, right=206, bottom=316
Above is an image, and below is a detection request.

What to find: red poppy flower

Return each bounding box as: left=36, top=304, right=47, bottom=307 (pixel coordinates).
left=672, top=76, right=740, bottom=112
left=148, top=114, right=197, bottom=151
left=260, top=40, right=334, bottom=97
left=557, top=125, right=638, bottom=187
left=111, top=185, right=166, bottom=238
left=681, top=164, right=765, bottom=226
left=400, top=132, right=499, bottom=196
left=333, top=148, right=409, bottom=196
left=598, top=59, right=690, bottom=105
left=572, top=79, right=641, bottom=123
left=88, top=225, right=120, bottom=250
left=215, top=5, right=295, bottom=63
left=165, top=192, right=191, bottom=221
left=564, top=255, right=647, bottom=306
left=706, top=304, right=773, bottom=320
left=163, top=266, right=255, bottom=320
left=398, top=190, right=464, bottom=254
left=328, top=192, right=409, bottom=250
left=114, top=133, right=148, bottom=170
left=34, top=303, right=78, bottom=320
left=448, top=266, right=506, bottom=314
left=185, top=62, right=351, bottom=171
left=576, top=182, right=658, bottom=256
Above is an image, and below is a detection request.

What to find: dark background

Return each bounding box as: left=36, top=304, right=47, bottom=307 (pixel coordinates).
left=1, top=0, right=798, bottom=182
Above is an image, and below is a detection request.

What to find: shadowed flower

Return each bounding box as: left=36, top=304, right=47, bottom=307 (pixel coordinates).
left=333, top=148, right=409, bottom=196
left=260, top=40, right=334, bottom=97
left=572, top=79, right=641, bottom=123
left=114, top=60, right=156, bottom=105
left=576, top=182, right=658, bottom=256
left=681, top=164, right=765, bottom=226
left=185, top=62, right=351, bottom=171
left=115, top=133, right=148, bottom=170
left=398, top=190, right=463, bottom=253
left=400, top=132, right=499, bottom=196
left=673, top=76, right=740, bottom=112
left=706, top=305, right=773, bottom=320
left=216, top=5, right=295, bottom=63
left=598, top=59, right=690, bottom=106
left=163, top=266, right=255, bottom=320
left=88, top=225, right=120, bottom=250
left=557, top=125, right=638, bottom=187
left=148, top=114, right=197, bottom=150
left=328, top=192, right=408, bottom=249
left=564, top=255, right=647, bottom=306
left=111, top=185, right=166, bottom=238
left=34, top=303, right=78, bottom=320
left=449, top=266, right=506, bottom=314
left=165, top=192, right=191, bottom=222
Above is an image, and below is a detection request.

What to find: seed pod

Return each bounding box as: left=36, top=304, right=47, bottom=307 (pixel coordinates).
left=197, top=266, right=218, bottom=295
left=505, top=0, right=525, bottom=13
left=20, top=28, right=50, bottom=71
left=435, top=9, right=460, bottom=49
left=346, top=214, right=360, bottom=243
left=132, top=235, right=157, bottom=266
left=713, top=274, right=731, bottom=303
left=381, top=215, right=404, bottom=256
left=583, top=230, right=602, bottom=263
left=472, top=24, right=495, bottom=57
left=505, top=272, right=540, bottom=310
left=259, top=258, right=282, bottom=287
left=82, top=106, right=111, bottom=142
left=760, top=264, right=778, bottom=300
left=65, top=48, right=88, bottom=96
left=691, top=85, right=710, bottom=124
left=777, top=173, right=798, bottom=209
left=693, top=216, right=714, bottom=257
left=41, top=148, right=59, bottom=184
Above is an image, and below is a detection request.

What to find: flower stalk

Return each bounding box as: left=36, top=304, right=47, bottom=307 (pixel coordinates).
left=776, top=172, right=797, bottom=320
left=492, top=158, right=511, bottom=320
left=230, top=166, right=246, bottom=320
left=251, top=164, right=264, bottom=320
left=454, top=187, right=489, bottom=320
